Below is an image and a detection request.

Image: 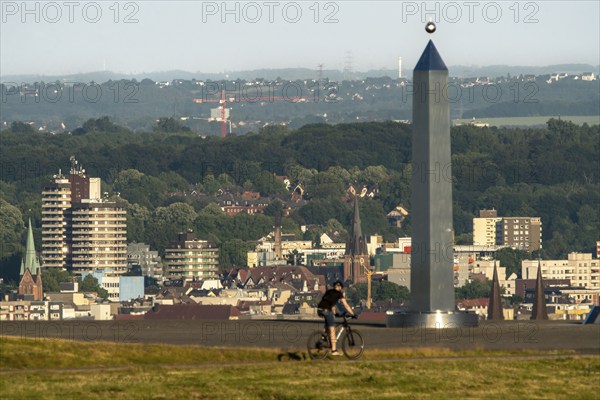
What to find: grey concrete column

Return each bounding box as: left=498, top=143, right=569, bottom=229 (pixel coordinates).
left=410, top=40, right=455, bottom=312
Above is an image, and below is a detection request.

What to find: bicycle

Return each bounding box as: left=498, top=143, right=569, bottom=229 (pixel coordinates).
left=307, top=313, right=365, bottom=360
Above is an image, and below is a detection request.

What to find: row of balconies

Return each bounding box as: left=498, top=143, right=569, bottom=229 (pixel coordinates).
left=71, top=207, right=126, bottom=212
left=71, top=234, right=126, bottom=239
left=72, top=265, right=127, bottom=270
left=41, top=249, right=64, bottom=255
left=70, top=231, right=126, bottom=236
left=71, top=255, right=127, bottom=260
left=42, top=203, right=70, bottom=208
left=71, top=217, right=127, bottom=222
left=41, top=217, right=65, bottom=222
left=71, top=223, right=126, bottom=227
left=167, top=269, right=218, bottom=274
left=165, top=254, right=219, bottom=259
left=71, top=253, right=127, bottom=258
left=71, top=208, right=127, bottom=218
left=166, top=263, right=219, bottom=268
left=164, top=255, right=213, bottom=261
left=71, top=227, right=126, bottom=231
left=71, top=260, right=127, bottom=264
left=41, top=227, right=65, bottom=232
left=165, top=251, right=218, bottom=257
left=71, top=242, right=127, bottom=247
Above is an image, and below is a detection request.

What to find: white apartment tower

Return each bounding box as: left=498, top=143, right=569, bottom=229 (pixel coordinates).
left=473, top=209, right=542, bottom=251
left=398, top=56, right=402, bottom=79
left=41, top=157, right=127, bottom=275
left=165, top=231, right=219, bottom=281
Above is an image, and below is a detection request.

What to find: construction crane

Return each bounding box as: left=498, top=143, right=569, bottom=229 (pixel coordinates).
left=192, top=88, right=311, bottom=138
left=359, top=256, right=374, bottom=310
left=192, top=89, right=230, bottom=138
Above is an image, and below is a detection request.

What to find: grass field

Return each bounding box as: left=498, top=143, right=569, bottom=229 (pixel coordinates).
left=453, top=115, right=600, bottom=127
left=1, top=337, right=598, bottom=399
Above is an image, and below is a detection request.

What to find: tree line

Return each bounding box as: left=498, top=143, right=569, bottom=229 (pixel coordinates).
left=0, top=118, right=598, bottom=284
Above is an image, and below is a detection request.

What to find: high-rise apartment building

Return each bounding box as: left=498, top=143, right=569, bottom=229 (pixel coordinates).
left=41, top=176, right=72, bottom=268
left=473, top=209, right=542, bottom=251
left=41, top=157, right=127, bottom=275
left=70, top=202, right=127, bottom=274
left=127, top=243, right=163, bottom=282
left=500, top=217, right=542, bottom=251
left=472, top=209, right=502, bottom=247
left=165, top=231, right=219, bottom=281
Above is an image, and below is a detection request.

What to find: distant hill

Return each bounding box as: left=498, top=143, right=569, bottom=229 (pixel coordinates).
left=2, top=64, right=598, bottom=84
left=450, top=64, right=600, bottom=78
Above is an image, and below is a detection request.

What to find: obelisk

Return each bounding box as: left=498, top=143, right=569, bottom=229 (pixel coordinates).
left=387, top=22, right=478, bottom=328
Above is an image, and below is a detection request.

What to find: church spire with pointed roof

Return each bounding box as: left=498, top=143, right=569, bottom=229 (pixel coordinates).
left=20, top=218, right=41, bottom=276
left=531, top=260, right=549, bottom=320
left=343, top=196, right=369, bottom=283
left=345, top=195, right=368, bottom=257
left=487, top=263, right=504, bottom=320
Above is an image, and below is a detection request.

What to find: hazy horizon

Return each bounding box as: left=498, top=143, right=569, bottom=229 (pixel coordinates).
left=1, top=1, right=598, bottom=77
left=2, top=62, right=600, bottom=80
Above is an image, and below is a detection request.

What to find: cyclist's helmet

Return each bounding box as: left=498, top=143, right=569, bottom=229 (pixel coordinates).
left=333, top=280, right=344, bottom=288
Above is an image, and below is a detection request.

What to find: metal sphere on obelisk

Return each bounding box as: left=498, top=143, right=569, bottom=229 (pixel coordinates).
left=386, top=23, right=479, bottom=328
left=425, top=20, right=436, bottom=34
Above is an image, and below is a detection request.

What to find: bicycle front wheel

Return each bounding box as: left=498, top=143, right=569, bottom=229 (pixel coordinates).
left=341, top=329, right=364, bottom=360
left=307, top=331, right=329, bottom=360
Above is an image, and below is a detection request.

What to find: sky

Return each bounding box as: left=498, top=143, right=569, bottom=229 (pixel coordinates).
left=1, top=0, right=599, bottom=76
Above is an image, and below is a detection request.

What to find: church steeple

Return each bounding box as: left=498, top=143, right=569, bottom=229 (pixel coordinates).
left=20, top=218, right=41, bottom=276
left=345, top=196, right=367, bottom=257
left=531, top=261, right=548, bottom=320
left=343, top=196, right=369, bottom=283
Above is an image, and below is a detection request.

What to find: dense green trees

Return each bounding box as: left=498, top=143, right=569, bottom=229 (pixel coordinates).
left=345, top=281, right=410, bottom=306
left=495, top=248, right=533, bottom=278
left=41, top=269, right=73, bottom=292
left=79, top=275, right=109, bottom=299
left=0, top=118, right=598, bottom=280
left=455, top=279, right=496, bottom=300
left=0, top=198, right=25, bottom=257
left=155, top=117, right=191, bottom=133
left=10, top=121, right=35, bottom=134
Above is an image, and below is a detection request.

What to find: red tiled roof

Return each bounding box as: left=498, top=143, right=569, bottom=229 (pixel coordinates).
left=457, top=298, right=489, bottom=308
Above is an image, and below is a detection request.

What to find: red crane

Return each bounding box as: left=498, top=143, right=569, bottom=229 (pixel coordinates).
left=192, top=89, right=311, bottom=138
left=192, top=89, right=230, bottom=138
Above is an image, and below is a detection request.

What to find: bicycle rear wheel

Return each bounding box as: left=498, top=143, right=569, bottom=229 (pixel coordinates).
left=341, top=329, right=364, bottom=360
left=307, top=331, right=329, bottom=360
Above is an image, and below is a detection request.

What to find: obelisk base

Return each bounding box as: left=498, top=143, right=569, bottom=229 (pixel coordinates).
left=386, top=310, right=479, bottom=328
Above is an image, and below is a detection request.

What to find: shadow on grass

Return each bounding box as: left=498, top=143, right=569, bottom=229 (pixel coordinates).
left=277, top=351, right=307, bottom=361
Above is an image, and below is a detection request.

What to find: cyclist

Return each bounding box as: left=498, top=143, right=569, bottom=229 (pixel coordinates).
left=317, top=280, right=355, bottom=356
